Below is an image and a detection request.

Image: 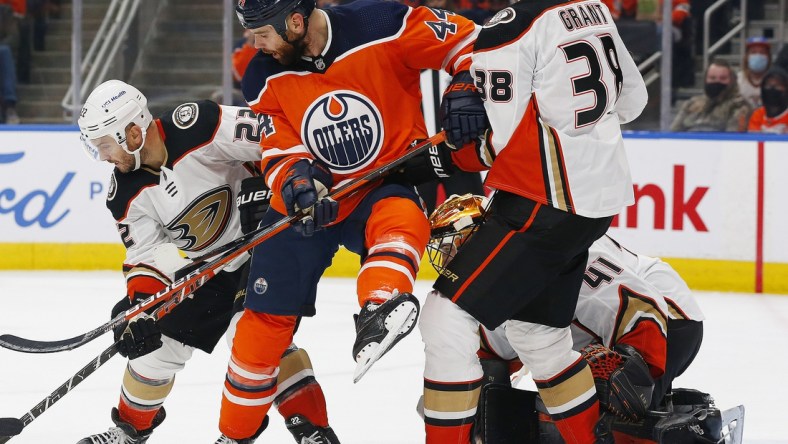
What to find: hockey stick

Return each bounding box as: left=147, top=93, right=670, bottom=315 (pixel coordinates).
left=0, top=132, right=446, bottom=354
left=0, top=291, right=198, bottom=442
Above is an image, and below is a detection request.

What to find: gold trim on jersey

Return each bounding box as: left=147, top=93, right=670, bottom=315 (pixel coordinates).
left=543, top=122, right=569, bottom=212
left=614, top=286, right=668, bottom=341
left=123, top=264, right=170, bottom=284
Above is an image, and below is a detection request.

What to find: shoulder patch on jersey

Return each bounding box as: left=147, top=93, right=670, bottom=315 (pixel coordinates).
left=474, top=0, right=569, bottom=52
left=484, top=7, right=516, bottom=28
left=106, top=168, right=160, bottom=221
left=172, top=103, right=200, bottom=129
left=159, top=100, right=222, bottom=167
left=107, top=172, right=118, bottom=201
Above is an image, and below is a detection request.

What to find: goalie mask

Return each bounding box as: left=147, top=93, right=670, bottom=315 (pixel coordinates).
left=78, top=80, right=153, bottom=171
left=427, top=194, right=488, bottom=274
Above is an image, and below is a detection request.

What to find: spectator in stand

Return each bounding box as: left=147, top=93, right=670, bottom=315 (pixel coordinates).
left=232, top=29, right=256, bottom=86
left=748, top=66, right=788, bottom=134
left=0, top=3, right=19, bottom=123
left=671, top=59, right=751, bottom=132
left=738, top=37, right=772, bottom=109
left=609, top=0, right=694, bottom=87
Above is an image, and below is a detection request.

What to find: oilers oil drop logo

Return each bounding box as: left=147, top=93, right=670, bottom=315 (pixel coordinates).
left=301, top=90, right=384, bottom=173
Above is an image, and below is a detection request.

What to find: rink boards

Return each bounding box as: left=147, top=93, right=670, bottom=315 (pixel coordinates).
left=0, top=127, right=786, bottom=294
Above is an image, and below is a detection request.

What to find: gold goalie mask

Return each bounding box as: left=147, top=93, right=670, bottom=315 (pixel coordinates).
left=427, top=194, right=488, bottom=274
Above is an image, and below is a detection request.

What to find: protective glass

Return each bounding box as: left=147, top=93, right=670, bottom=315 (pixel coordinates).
left=80, top=134, right=122, bottom=162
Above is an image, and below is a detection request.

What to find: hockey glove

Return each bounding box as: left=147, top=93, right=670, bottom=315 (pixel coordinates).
left=110, top=296, right=163, bottom=360
left=581, top=343, right=654, bottom=421
left=387, top=139, right=456, bottom=186
left=440, top=71, right=489, bottom=150
left=237, top=175, right=272, bottom=235
left=281, top=159, right=338, bottom=237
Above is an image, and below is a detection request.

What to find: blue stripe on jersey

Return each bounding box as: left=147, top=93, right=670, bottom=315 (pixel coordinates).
left=240, top=0, right=409, bottom=105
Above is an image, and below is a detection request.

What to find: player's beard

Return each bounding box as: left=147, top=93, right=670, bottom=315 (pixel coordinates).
left=274, top=35, right=306, bottom=66
left=114, top=153, right=136, bottom=173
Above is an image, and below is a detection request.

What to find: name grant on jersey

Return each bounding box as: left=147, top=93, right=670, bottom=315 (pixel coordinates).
left=558, top=2, right=609, bottom=32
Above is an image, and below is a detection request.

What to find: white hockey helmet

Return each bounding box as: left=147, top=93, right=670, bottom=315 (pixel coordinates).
left=78, top=80, right=153, bottom=171
left=427, top=194, right=489, bottom=274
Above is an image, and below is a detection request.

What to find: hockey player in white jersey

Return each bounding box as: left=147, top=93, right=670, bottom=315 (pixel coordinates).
left=422, top=195, right=710, bottom=443
left=431, top=0, right=648, bottom=441
left=75, top=80, right=339, bottom=444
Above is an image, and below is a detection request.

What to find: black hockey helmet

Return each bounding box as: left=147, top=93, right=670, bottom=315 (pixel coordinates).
left=236, top=0, right=315, bottom=40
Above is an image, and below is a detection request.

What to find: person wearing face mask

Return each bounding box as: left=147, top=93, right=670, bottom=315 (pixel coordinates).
left=671, top=59, right=751, bottom=132
left=738, top=37, right=772, bottom=109
left=748, top=66, right=788, bottom=134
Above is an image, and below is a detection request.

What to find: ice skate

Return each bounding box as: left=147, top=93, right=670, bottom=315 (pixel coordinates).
left=76, top=407, right=165, bottom=444
left=214, top=416, right=269, bottom=444
left=285, top=414, right=340, bottom=443
left=352, top=292, right=420, bottom=383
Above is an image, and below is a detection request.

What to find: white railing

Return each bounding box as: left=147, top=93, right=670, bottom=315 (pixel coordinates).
left=703, top=0, right=747, bottom=71
left=61, top=0, right=143, bottom=117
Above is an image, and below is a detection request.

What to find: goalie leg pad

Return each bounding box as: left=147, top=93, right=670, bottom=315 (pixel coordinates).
left=475, top=384, right=540, bottom=444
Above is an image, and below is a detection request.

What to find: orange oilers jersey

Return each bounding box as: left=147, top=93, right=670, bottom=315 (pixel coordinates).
left=240, top=0, right=479, bottom=222
left=748, top=107, right=788, bottom=134
left=470, top=0, right=647, bottom=218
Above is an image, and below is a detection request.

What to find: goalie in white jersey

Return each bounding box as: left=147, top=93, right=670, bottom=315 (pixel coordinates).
left=431, top=0, right=648, bottom=441
left=75, top=80, right=338, bottom=444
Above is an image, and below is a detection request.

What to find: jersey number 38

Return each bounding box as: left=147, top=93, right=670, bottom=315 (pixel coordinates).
left=474, top=34, right=624, bottom=129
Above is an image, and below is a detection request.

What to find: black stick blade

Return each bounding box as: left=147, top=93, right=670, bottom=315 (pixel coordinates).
left=0, top=332, right=96, bottom=353
left=0, top=417, right=24, bottom=436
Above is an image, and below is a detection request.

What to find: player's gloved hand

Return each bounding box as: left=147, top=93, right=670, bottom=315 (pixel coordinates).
left=110, top=296, right=163, bottom=360
left=387, top=139, right=455, bottom=186
left=581, top=343, right=654, bottom=421
left=281, top=159, right=338, bottom=237
left=440, top=71, right=489, bottom=150
left=237, top=175, right=272, bottom=235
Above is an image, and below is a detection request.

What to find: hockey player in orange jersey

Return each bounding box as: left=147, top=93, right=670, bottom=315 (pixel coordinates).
left=215, top=0, right=480, bottom=442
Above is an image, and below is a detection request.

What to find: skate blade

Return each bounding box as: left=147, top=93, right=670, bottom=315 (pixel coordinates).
left=353, top=301, right=418, bottom=383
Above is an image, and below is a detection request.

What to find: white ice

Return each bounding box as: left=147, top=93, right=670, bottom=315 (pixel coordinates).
left=0, top=272, right=786, bottom=443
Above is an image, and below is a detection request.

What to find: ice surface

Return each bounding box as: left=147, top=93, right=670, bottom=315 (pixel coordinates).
left=0, top=272, right=786, bottom=443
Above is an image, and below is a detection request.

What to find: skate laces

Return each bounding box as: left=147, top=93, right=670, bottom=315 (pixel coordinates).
left=84, top=427, right=134, bottom=444
left=302, top=431, right=326, bottom=444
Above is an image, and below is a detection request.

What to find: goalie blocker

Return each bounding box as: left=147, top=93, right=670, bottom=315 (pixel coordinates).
left=473, top=385, right=745, bottom=444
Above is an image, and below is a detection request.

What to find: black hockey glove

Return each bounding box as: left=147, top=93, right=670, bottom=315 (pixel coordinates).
left=440, top=71, right=489, bottom=150
left=237, top=175, right=272, bottom=235
left=387, top=139, right=456, bottom=186
left=110, top=296, right=163, bottom=360
left=581, top=342, right=654, bottom=421
left=281, top=159, right=338, bottom=237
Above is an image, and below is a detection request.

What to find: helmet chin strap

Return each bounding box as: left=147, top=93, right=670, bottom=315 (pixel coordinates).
left=121, top=126, right=148, bottom=171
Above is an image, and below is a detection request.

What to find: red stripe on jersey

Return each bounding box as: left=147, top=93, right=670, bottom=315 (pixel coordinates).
left=451, top=203, right=540, bottom=303
left=618, top=323, right=667, bottom=378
